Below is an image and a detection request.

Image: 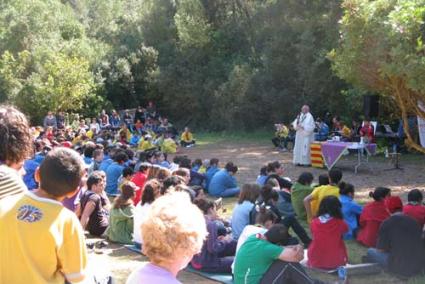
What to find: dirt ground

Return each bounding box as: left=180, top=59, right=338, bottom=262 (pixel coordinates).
left=91, top=140, right=425, bottom=284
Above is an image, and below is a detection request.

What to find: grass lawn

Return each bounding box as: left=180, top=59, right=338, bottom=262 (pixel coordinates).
left=220, top=196, right=425, bottom=284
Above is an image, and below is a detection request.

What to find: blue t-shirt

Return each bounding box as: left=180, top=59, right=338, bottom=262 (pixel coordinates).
left=23, top=159, right=39, bottom=190
left=105, top=162, right=124, bottom=195
left=256, top=175, right=267, bottom=186
left=208, top=169, right=237, bottom=196
left=231, top=201, right=255, bottom=240
left=340, top=194, right=363, bottom=239
left=99, top=159, right=113, bottom=173
left=83, top=156, right=93, bottom=166
left=205, top=166, right=220, bottom=190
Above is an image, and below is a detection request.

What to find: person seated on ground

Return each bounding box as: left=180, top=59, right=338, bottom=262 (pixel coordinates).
left=198, top=159, right=209, bottom=174
left=360, top=119, right=375, bottom=143
left=357, top=187, right=391, bottom=247
left=233, top=224, right=306, bottom=284
left=291, top=172, right=314, bottom=222
left=191, top=198, right=237, bottom=273
left=304, top=169, right=342, bottom=222
left=79, top=171, right=110, bottom=236
left=257, top=185, right=311, bottom=247
left=99, top=110, right=110, bottom=129
left=161, top=132, right=178, bottom=154
left=205, top=158, right=220, bottom=191
left=88, top=148, right=104, bottom=175
left=106, top=182, right=136, bottom=244
left=0, top=105, right=32, bottom=200
left=134, top=106, right=146, bottom=124
left=209, top=162, right=240, bottom=197
left=131, top=163, right=150, bottom=206
left=0, top=147, right=87, bottom=283
left=385, top=195, right=403, bottom=214
left=256, top=165, right=268, bottom=186
left=23, top=154, right=40, bottom=191
left=315, top=174, right=329, bottom=188
left=118, top=123, right=132, bottom=144
left=272, top=123, right=290, bottom=151
left=314, top=118, right=329, bottom=141
left=110, top=110, right=121, bottom=130
left=123, top=110, right=133, bottom=127
left=403, top=189, right=425, bottom=227
left=133, top=180, right=161, bottom=247
left=308, top=196, right=348, bottom=270
left=133, top=119, right=144, bottom=134
left=365, top=202, right=425, bottom=278
left=118, top=167, right=135, bottom=192
left=180, top=127, right=196, bottom=147
left=105, top=151, right=128, bottom=196
left=266, top=178, right=295, bottom=218
left=192, top=158, right=203, bottom=172
left=127, top=192, right=207, bottom=284
left=138, top=134, right=156, bottom=152
left=339, top=182, right=363, bottom=240
left=154, top=151, right=170, bottom=169
left=179, top=157, right=205, bottom=187
left=231, top=184, right=261, bottom=240
left=264, top=161, right=293, bottom=190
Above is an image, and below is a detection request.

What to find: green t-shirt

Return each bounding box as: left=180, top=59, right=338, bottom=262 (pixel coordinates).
left=106, top=204, right=134, bottom=244
left=291, top=182, right=313, bottom=221
left=234, top=234, right=284, bottom=284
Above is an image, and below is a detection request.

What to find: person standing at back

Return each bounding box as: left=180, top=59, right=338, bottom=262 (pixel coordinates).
left=0, top=105, right=33, bottom=200
left=292, top=105, right=315, bottom=166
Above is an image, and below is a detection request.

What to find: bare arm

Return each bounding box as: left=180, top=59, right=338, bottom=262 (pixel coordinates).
left=304, top=194, right=313, bottom=222
left=80, top=201, right=96, bottom=230
left=278, top=245, right=304, bottom=262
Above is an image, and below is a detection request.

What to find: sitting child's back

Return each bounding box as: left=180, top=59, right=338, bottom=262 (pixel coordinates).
left=0, top=147, right=87, bottom=284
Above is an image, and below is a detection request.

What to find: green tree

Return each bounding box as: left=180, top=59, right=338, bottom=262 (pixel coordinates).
left=330, top=0, right=425, bottom=152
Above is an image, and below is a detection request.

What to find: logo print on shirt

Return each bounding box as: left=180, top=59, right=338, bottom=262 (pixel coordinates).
left=17, top=205, right=43, bottom=223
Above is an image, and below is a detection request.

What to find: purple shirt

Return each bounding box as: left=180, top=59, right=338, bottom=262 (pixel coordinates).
left=126, top=263, right=181, bottom=284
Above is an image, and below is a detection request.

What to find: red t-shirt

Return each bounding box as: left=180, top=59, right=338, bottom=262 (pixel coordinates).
left=131, top=172, right=147, bottom=205
left=403, top=204, right=425, bottom=227
left=357, top=201, right=390, bottom=247
left=308, top=217, right=348, bottom=269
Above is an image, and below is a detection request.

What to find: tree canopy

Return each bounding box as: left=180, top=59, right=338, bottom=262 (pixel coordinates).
left=0, top=0, right=423, bottom=141
left=330, top=0, right=425, bottom=152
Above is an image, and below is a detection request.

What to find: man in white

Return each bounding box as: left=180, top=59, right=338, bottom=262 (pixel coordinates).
left=292, top=105, right=315, bottom=166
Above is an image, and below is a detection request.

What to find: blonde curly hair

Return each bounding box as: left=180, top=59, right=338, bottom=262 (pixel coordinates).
left=141, top=192, right=207, bottom=265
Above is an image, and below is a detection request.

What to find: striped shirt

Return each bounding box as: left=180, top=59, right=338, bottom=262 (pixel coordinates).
left=0, top=165, right=27, bottom=200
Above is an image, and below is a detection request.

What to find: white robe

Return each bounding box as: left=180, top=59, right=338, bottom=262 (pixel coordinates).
left=292, top=112, right=315, bottom=165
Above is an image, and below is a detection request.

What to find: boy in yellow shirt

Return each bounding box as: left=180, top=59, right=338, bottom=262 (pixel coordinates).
left=0, top=147, right=87, bottom=284
left=180, top=127, right=196, bottom=147
left=303, top=169, right=343, bottom=222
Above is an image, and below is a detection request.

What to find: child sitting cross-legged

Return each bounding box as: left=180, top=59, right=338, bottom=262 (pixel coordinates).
left=0, top=147, right=88, bottom=283
left=106, top=182, right=136, bottom=244
left=307, top=196, right=348, bottom=269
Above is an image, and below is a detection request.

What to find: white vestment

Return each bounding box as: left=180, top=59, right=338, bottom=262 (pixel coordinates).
left=292, top=112, right=315, bottom=165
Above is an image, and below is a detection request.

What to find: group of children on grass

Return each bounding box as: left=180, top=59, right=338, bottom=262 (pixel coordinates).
left=1, top=104, right=425, bottom=284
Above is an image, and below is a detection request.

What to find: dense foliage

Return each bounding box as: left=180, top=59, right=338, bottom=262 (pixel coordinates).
left=2, top=0, right=420, bottom=132
left=330, top=0, right=425, bottom=152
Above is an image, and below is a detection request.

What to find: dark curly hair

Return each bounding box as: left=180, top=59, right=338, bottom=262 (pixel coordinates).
left=0, top=105, right=33, bottom=165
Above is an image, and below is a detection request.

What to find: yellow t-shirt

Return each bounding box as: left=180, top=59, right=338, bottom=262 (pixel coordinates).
left=181, top=131, right=193, bottom=143
left=275, top=126, right=289, bottom=138
left=341, top=125, right=351, bottom=138
left=161, top=138, right=177, bottom=154
left=0, top=192, right=87, bottom=284
left=310, top=185, right=340, bottom=218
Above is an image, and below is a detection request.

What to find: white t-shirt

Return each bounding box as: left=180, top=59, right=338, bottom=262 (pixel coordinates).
left=133, top=203, right=152, bottom=244
left=231, top=225, right=267, bottom=272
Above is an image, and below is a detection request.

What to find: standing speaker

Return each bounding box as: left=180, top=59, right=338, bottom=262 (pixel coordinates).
left=363, top=95, right=379, bottom=118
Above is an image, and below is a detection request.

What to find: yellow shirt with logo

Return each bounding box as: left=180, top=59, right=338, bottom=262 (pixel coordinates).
left=0, top=192, right=87, bottom=284
left=310, top=185, right=340, bottom=218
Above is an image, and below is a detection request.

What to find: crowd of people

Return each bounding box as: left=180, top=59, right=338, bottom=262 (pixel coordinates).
left=0, top=104, right=424, bottom=284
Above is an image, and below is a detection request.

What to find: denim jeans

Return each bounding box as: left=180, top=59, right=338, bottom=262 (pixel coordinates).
left=367, top=248, right=389, bottom=268
left=218, top=187, right=240, bottom=197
